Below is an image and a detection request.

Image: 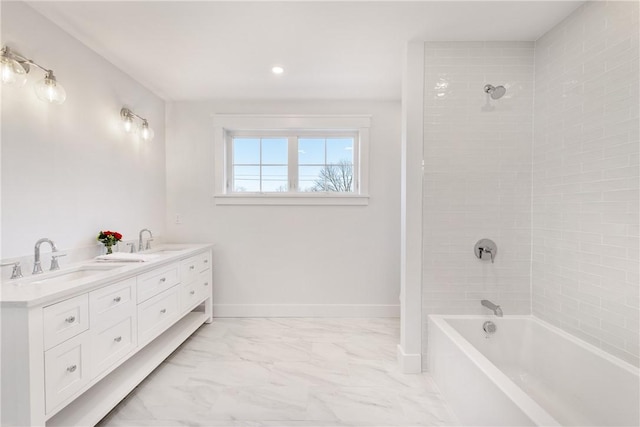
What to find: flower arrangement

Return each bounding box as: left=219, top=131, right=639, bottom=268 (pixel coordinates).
left=97, top=230, right=123, bottom=254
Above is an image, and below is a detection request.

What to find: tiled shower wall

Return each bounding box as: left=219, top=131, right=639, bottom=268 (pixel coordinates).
left=422, top=42, right=535, bottom=350
left=532, top=1, right=639, bottom=366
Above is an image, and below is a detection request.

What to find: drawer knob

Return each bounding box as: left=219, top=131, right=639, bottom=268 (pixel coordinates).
left=114, top=336, right=122, bottom=343
left=204, top=282, right=209, bottom=286
left=160, top=308, right=167, bottom=313
left=189, top=265, right=195, bottom=270
left=160, top=277, right=166, bottom=283
left=113, top=296, right=122, bottom=303
left=67, top=365, right=77, bottom=373
left=65, top=316, right=76, bottom=323
left=190, top=290, right=195, bottom=295
left=204, top=259, right=209, bottom=264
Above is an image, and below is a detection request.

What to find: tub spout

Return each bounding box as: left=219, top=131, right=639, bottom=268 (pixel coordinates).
left=481, top=299, right=503, bottom=317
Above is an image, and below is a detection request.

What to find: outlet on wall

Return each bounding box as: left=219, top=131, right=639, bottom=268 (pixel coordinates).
left=175, top=214, right=182, bottom=224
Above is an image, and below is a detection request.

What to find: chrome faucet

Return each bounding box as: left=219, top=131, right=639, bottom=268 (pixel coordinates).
left=481, top=299, right=503, bottom=317
left=33, top=238, right=58, bottom=275
left=1, top=261, right=23, bottom=279
left=138, top=229, right=153, bottom=251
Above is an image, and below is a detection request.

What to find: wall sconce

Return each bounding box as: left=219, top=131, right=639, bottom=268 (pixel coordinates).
left=1, top=45, right=66, bottom=104
left=120, top=107, right=154, bottom=141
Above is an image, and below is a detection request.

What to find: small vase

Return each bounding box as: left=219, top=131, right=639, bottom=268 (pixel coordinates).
left=105, top=244, right=113, bottom=255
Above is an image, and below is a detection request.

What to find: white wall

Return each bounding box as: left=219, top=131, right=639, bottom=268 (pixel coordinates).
left=165, top=100, right=401, bottom=317
left=421, top=41, right=535, bottom=312
left=1, top=2, right=166, bottom=272
left=420, top=41, right=535, bottom=362
left=532, top=0, right=639, bottom=366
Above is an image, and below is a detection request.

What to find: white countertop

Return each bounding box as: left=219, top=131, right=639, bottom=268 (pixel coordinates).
left=1, top=243, right=214, bottom=307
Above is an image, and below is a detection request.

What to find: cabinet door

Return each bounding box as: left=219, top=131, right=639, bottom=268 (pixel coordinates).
left=196, top=270, right=213, bottom=301
left=44, top=332, right=90, bottom=413
left=137, top=285, right=180, bottom=345
left=43, top=294, right=89, bottom=350
left=181, top=282, right=200, bottom=312
left=91, top=316, right=136, bottom=377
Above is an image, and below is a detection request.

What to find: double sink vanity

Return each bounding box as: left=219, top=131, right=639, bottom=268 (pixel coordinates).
left=1, top=243, right=214, bottom=426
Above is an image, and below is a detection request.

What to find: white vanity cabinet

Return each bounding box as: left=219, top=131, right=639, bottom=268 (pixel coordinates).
left=1, top=245, right=213, bottom=427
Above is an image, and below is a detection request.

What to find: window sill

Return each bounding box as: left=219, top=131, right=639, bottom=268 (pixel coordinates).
left=213, top=193, right=369, bottom=206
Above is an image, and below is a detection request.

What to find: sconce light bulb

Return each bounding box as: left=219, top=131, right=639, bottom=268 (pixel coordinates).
left=140, top=121, right=154, bottom=141
left=0, top=55, right=27, bottom=87
left=123, top=115, right=135, bottom=133
left=34, top=73, right=66, bottom=104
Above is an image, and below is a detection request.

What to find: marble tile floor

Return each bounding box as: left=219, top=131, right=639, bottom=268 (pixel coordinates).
left=98, top=318, right=458, bottom=427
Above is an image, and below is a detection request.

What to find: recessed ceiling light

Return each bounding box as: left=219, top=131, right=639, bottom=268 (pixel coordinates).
left=272, top=66, right=284, bottom=75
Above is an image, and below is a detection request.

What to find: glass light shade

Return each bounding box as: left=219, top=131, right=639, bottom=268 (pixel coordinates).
left=34, top=77, right=66, bottom=104
left=140, top=122, right=154, bottom=141
left=0, top=55, right=27, bottom=87
left=123, top=115, right=136, bottom=133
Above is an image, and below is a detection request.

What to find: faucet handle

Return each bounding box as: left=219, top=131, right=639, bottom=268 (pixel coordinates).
left=1, top=261, right=24, bottom=279
left=50, top=253, right=67, bottom=271
left=474, top=239, right=497, bottom=263
left=126, top=242, right=136, bottom=253
left=145, top=238, right=154, bottom=250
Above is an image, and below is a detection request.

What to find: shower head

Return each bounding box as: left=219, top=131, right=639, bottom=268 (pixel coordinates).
left=484, top=84, right=506, bottom=100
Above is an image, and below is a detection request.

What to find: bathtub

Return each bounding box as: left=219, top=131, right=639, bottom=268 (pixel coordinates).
left=427, top=315, right=640, bottom=426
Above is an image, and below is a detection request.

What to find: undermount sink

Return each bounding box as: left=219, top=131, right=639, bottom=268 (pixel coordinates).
left=26, top=265, right=121, bottom=285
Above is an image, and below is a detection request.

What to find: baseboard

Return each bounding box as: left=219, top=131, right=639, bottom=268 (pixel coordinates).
left=213, top=304, right=400, bottom=318
left=397, top=344, right=422, bottom=373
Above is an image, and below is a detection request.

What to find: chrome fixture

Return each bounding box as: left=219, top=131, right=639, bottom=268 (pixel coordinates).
left=1, top=45, right=66, bottom=104
left=481, top=299, right=503, bottom=317
left=126, top=242, right=136, bottom=253
left=33, top=238, right=58, bottom=274
left=50, top=253, right=67, bottom=271
left=483, top=320, right=497, bottom=334
left=138, top=229, right=153, bottom=251
left=1, top=261, right=24, bottom=279
left=120, top=107, right=154, bottom=141
left=484, top=84, right=506, bottom=100
left=475, top=238, right=497, bottom=263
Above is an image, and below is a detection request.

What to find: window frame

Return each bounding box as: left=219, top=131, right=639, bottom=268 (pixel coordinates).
left=213, top=115, right=370, bottom=206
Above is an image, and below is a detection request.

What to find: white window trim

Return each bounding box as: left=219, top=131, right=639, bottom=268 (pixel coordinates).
left=213, top=114, right=370, bottom=206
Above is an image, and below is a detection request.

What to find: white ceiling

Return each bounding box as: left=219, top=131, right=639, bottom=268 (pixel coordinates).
left=27, top=1, right=583, bottom=101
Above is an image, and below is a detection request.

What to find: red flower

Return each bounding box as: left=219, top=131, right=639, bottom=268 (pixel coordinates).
left=114, top=232, right=123, bottom=240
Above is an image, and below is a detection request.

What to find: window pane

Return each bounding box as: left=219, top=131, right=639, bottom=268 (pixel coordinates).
left=233, top=166, right=260, bottom=192
left=326, top=138, right=354, bottom=164
left=298, top=138, right=325, bottom=165
left=299, top=165, right=325, bottom=192
left=261, top=166, right=288, bottom=192
left=261, top=138, right=288, bottom=164
left=233, top=138, right=260, bottom=164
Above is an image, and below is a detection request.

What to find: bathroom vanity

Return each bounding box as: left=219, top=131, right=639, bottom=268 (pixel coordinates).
left=0, top=244, right=213, bottom=426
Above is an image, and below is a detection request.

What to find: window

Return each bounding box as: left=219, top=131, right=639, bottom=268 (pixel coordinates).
left=213, top=115, right=370, bottom=205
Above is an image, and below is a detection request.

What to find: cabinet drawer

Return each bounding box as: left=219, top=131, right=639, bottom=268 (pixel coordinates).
left=197, top=270, right=212, bottom=300
left=91, top=316, right=136, bottom=377
left=137, top=285, right=180, bottom=344
left=43, top=294, right=89, bottom=350
left=181, top=252, right=211, bottom=283
left=137, top=263, right=179, bottom=303
left=44, top=331, right=90, bottom=413
left=181, top=283, right=200, bottom=311
left=89, top=278, right=136, bottom=327
left=182, top=271, right=212, bottom=311
left=180, top=256, right=200, bottom=285
left=199, top=251, right=212, bottom=272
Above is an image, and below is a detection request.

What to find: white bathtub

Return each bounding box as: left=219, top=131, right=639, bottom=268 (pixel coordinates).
left=428, top=315, right=640, bottom=426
